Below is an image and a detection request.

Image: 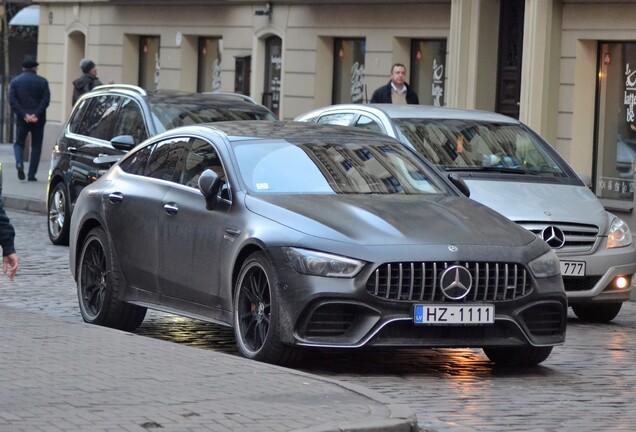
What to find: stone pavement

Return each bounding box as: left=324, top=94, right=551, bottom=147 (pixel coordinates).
left=0, top=143, right=418, bottom=432
left=0, top=143, right=48, bottom=214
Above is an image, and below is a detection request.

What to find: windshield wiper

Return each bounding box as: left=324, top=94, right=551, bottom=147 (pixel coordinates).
left=444, top=166, right=540, bottom=176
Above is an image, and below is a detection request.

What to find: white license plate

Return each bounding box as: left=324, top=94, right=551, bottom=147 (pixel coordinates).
left=560, top=260, right=586, bottom=277
left=414, top=304, right=494, bottom=325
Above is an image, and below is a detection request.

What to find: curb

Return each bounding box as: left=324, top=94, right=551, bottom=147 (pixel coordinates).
left=3, top=194, right=46, bottom=214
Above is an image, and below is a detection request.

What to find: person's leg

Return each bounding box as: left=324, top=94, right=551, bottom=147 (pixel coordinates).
left=13, top=121, right=28, bottom=180
left=27, top=123, right=44, bottom=181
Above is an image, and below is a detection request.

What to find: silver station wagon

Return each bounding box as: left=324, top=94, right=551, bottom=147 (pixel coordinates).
left=296, top=104, right=636, bottom=323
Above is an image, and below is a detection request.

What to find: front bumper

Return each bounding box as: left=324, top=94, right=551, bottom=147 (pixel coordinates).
left=558, top=243, right=636, bottom=304
left=273, top=257, right=567, bottom=350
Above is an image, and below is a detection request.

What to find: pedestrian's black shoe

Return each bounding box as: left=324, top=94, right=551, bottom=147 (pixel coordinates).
left=17, top=165, right=25, bottom=180
left=27, top=177, right=37, bottom=182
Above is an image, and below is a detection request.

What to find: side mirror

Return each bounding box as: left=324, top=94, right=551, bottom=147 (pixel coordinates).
left=447, top=173, right=470, bottom=197
left=111, top=135, right=136, bottom=151
left=198, top=169, right=223, bottom=210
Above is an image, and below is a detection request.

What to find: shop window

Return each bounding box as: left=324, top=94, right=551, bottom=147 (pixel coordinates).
left=263, top=36, right=282, bottom=117
left=594, top=43, right=636, bottom=202
left=197, top=37, right=223, bottom=93
left=139, top=36, right=160, bottom=91
left=410, top=40, right=447, bottom=107
left=332, top=38, right=365, bottom=104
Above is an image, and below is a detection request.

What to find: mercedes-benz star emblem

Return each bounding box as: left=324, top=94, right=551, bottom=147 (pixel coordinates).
left=541, top=226, right=566, bottom=249
left=439, top=265, right=473, bottom=300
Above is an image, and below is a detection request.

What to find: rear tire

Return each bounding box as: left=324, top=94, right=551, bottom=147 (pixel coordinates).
left=48, top=182, right=70, bottom=245
left=233, top=251, right=302, bottom=365
left=572, top=303, right=622, bottom=323
left=77, top=226, right=146, bottom=331
left=483, top=346, right=553, bottom=367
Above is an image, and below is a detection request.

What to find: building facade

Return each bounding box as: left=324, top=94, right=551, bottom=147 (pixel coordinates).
left=33, top=0, right=636, bottom=229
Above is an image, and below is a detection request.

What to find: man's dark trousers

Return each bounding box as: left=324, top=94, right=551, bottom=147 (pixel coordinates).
left=14, top=120, right=44, bottom=180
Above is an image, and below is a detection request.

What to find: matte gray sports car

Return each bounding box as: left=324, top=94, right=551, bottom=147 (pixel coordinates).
left=69, top=121, right=566, bottom=367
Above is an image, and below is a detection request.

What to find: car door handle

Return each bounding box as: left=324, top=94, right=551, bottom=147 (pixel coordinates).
left=225, top=227, right=241, bottom=236
left=108, top=192, right=123, bottom=204
left=67, top=146, right=77, bottom=153
left=163, top=202, right=179, bottom=215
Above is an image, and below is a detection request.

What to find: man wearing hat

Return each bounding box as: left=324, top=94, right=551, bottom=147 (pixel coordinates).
left=9, top=56, right=50, bottom=182
left=72, top=59, right=102, bottom=105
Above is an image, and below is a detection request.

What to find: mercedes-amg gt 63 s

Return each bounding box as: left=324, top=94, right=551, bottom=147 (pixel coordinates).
left=69, top=121, right=566, bottom=367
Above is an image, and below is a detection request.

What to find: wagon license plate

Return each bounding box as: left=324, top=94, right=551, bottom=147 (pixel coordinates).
left=414, top=304, right=494, bottom=325
left=560, top=261, right=586, bottom=277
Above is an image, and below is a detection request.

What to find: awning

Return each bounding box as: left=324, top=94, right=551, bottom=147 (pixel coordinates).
left=9, top=5, right=40, bottom=27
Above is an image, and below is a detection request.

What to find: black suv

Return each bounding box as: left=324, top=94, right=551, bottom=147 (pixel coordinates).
left=47, top=85, right=277, bottom=245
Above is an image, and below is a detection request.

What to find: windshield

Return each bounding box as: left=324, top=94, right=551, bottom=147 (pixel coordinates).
left=233, top=139, right=445, bottom=195
left=394, top=118, right=568, bottom=177
left=148, top=97, right=277, bottom=132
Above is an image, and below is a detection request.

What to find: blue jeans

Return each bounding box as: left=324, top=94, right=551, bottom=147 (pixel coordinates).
left=14, top=120, right=44, bottom=180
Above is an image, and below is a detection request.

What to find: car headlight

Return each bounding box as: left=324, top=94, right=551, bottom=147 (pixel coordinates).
left=529, top=249, right=561, bottom=278
left=282, top=247, right=365, bottom=278
left=607, top=216, right=632, bottom=249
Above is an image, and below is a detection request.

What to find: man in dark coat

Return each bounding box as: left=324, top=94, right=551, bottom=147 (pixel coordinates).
left=370, top=63, right=419, bottom=105
left=9, top=57, right=50, bottom=182
left=72, top=59, right=103, bottom=104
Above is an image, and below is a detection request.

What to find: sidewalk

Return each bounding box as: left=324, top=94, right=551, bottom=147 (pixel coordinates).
left=0, top=143, right=418, bottom=431
left=0, top=305, right=417, bottom=432
left=0, top=143, right=48, bottom=214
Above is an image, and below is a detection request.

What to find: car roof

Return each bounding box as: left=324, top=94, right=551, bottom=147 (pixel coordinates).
left=298, top=103, right=519, bottom=124
left=191, top=120, right=405, bottom=142
left=85, top=85, right=275, bottom=115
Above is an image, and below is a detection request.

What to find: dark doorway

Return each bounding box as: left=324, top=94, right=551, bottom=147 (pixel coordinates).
left=495, top=0, right=525, bottom=119
left=235, top=55, right=251, bottom=96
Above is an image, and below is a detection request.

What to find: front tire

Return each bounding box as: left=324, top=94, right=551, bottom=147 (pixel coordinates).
left=233, top=251, right=301, bottom=365
left=483, top=346, right=553, bottom=367
left=572, top=303, right=622, bottom=323
left=48, top=182, right=70, bottom=245
left=77, top=226, right=146, bottom=331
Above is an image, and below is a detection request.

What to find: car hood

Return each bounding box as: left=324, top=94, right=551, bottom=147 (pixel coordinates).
left=464, top=179, right=608, bottom=231
left=244, top=194, right=536, bottom=246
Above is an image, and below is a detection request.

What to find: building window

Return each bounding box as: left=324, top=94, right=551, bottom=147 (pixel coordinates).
left=410, top=40, right=446, bottom=107
left=332, top=38, right=365, bottom=104
left=139, top=36, right=160, bottom=90
left=594, top=42, right=636, bottom=202
left=197, top=37, right=222, bottom=92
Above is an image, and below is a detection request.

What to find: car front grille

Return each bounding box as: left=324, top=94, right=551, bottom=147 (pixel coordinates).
left=365, top=262, right=532, bottom=302
left=517, top=222, right=599, bottom=253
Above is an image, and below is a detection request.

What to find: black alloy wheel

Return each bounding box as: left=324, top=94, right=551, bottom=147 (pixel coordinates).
left=77, top=227, right=146, bottom=331
left=48, top=182, right=70, bottom=245
left=233, top=251, right=300, bottom=365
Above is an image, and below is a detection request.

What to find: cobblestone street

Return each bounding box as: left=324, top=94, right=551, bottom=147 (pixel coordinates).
left=2, top=209, right=635, bottom=431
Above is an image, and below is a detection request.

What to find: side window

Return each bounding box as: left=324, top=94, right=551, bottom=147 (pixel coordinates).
left=75, top=95, right=121, bottom=141
left=112, top=98, right=148, bottom=144
left=119, top=144, right=155, bottom=175
left=67, top=98, right=90, bottom=134
left=317, top=112, right=355, bottom=126
left=178, top=138, right=226, bottom=190
left=355, top=115, right=383, bottom=133
left=144, top=137, right=190, bottom=182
